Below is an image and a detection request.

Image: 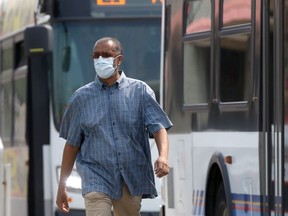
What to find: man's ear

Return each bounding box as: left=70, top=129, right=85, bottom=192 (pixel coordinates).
left=118, top=55, right=123, bottom=65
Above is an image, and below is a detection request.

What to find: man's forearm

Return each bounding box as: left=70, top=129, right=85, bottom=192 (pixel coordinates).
left=59, top=143, right=80, bottom=185
left=153, top=128, right=169, bottom=159
left=153, top=128, right=169, bottom=177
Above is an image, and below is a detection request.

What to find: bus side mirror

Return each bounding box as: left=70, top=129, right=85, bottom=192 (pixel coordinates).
left=24, top=25, right=52, bottom=56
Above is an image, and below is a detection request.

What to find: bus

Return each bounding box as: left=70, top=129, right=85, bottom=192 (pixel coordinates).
left=0, top=0, right=163, bottom=215
left=161, top=0, right=288, bottom=215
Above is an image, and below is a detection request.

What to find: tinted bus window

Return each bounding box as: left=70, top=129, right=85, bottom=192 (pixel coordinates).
left=52, top=20, right=161, bottom=128
left=0, top=73, right=13, bottom=147
left=222, top=0, right=252, bottom=28
left=1, top=41, right=13, bottom=147
left=185, top=0, right=211, bottom=34
left=14, top=69, right=27, bottom=147
left=183, top=39, right=210, bottom=106
left=219, top=34, right=251, bottom=102
left=2, top=46, right=13, bottom=71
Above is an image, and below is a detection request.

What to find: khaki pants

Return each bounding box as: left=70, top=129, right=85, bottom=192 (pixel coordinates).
left=84, top=182, right=142, bottom=216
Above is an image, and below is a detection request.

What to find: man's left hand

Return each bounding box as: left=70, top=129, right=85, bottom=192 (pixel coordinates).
left=154, top=156, right=169, bottom=178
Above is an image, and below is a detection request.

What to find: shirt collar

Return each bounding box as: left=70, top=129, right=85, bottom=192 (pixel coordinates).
left=95, top=71, right=126, bottom=89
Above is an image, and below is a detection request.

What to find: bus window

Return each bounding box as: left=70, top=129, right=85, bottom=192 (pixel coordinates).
left=13, top=38, right=27, bottom=146
left=219, top=34, right=251, bottom=103
left=1, top=42, right=13, bottom=147
left=0, top=75, right=13, bottom=147
left=183, top=39, right=210, bottom=106
left=15, top=41, right=27, bottom=68
left=222, top=0, right=252, bottom=28
left=2, top=45, right=13, bottom=71
left=52, top=20, right=161, bottom=129
left=185, top=0, right=211, bottom=34
left=13, top=68, right=27, bottom=147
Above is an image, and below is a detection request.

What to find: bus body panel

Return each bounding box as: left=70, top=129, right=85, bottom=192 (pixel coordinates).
left=193, top=132, right=260, bottom=215
left=165, top=131, right=260, bottom=215
left=164, top=133, right=193, bottom=216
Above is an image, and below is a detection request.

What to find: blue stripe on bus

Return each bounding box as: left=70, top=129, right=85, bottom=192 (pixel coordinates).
left=231, top=193, right=262, bottom=215
left=192, top=190, right=204, bottom=215
left=192, top=190, right=286, bottom=215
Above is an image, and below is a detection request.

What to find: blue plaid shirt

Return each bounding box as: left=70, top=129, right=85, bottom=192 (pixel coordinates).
left=59, top=71, right=172, bottom=199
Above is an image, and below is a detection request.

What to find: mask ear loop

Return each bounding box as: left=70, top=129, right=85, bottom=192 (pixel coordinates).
left=114, top=54, right=122, bottom=66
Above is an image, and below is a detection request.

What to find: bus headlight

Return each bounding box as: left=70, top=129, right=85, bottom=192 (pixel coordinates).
left=57, top=167, right=82, bottom=192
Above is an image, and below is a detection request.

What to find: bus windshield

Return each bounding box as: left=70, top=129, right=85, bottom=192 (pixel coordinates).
left=52, top=19, right=161, bottom=129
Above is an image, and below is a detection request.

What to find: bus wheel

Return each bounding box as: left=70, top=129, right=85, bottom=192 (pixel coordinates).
left=214, top=182, right=228, bottom=216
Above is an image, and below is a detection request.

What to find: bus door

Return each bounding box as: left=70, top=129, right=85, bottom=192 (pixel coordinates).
left=283, top=0, right=288, bottom=214
left=271, top=0, right=288, bottom=214
left=263, top=0, right=288, bottom=214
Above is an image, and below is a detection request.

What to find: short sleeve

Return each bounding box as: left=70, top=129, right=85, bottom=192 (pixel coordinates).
left=59, top=98, right=83, bottom=147
left=143, top=84, right=173, bottom=134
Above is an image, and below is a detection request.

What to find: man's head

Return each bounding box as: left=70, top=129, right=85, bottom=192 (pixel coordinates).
left=92, top=37, right=123, bottom=64
left=92, top=37, right=123, bottom=82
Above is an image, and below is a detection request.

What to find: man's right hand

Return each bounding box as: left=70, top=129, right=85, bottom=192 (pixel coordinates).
left=56, top=144, right=80, bottom=213
left=56, top=184, right=70, bottom=213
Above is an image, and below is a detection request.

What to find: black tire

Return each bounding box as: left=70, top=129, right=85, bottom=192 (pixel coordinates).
left=214, top=182, right=229, bottom=216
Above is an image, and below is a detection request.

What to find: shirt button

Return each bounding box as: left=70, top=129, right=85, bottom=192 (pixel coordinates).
left=115, top=138, right=118, bottom=140
left=113, top=122, right=115, bottom=125
left=118, top=152, right=120, bottom=155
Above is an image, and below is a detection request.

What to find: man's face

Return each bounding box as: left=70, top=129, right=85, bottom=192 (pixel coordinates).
left=92, top=40, right=122, bottom=67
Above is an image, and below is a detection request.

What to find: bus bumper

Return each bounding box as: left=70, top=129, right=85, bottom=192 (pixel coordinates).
left=55, top=209, right=85, bottom=216
left=55, top=209, right=159, bottom=216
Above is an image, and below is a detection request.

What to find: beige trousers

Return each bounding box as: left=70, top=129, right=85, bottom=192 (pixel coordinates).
left=84, top=182, right=142, bottom=216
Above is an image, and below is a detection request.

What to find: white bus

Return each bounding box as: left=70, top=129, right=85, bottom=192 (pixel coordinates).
left=161, top=0, right=288, bottom=215
left=0, top=0, right=163, bottom=215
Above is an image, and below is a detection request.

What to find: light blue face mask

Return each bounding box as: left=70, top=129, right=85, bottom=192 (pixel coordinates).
left=94, top=56, right=116, bottom=79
